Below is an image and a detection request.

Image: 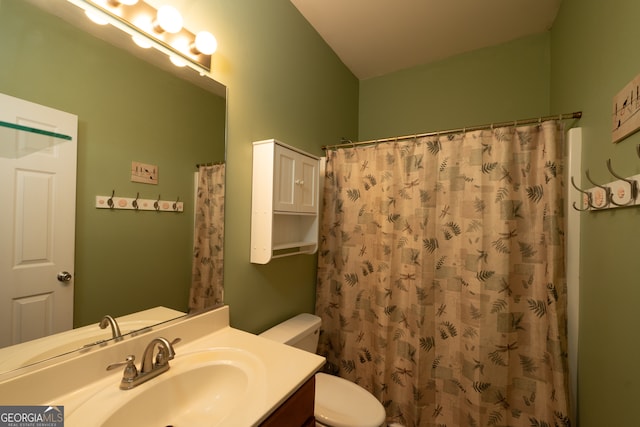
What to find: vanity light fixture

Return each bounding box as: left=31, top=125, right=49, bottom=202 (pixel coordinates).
left=67, top=0, right=216, bottom=74
left=108, top=0, right=138, bottom=5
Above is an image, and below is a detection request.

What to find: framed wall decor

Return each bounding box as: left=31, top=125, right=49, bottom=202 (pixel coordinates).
left=612, top=73, right=640, bottom=143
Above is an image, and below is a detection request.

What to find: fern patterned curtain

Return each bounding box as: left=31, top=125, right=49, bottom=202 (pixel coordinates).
left=316, top=121, right=571, bottom=427
left=189, top=163, right=225, bottom=312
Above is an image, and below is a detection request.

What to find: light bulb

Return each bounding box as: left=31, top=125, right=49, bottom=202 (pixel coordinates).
left=108, top=0, right=138, bottom=5
left=133, top=14, right=152, bottom=27
left=154, top=5, right=183, bottom=34
left=169, top=55, right=187, bottom=67
left=132, top=35, right=152, bottom=48
left=191, top=31, right=217, bottom=55
left=85, top=10, right=109, bottom=25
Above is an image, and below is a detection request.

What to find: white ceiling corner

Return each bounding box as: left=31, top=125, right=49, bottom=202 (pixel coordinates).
left=290, top=0, right=562, bottom=80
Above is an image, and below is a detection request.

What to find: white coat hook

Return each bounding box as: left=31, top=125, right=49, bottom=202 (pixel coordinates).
left=605, top=159, right=637, bottom=206
left=570, top=176, right=592, bottom=211
left=584, top=170, right=611, bottom=209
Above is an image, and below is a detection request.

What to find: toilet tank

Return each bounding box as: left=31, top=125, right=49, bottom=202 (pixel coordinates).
left=259, top=313, right=321, bottom=353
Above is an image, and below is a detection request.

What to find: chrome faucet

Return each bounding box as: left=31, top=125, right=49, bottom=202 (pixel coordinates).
left=107, top=337, right=180, bottom=390
left=99, top=315, right=123, bottom=341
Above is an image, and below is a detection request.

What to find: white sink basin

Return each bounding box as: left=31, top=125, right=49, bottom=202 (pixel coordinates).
left=65, top=347, right=267, bottom=427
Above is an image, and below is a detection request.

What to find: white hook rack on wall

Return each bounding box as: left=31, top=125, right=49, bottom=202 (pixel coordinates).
left=571, top=151, right=640, bottom=211
left=96, top=192, right=183, bottom=212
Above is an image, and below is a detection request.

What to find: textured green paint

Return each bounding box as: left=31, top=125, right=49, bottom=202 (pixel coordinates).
left=207, top=1, right=359, bottom=333
left=359, top=33, right=551, bottom=140
left=0, top=1, right=225, bottom=327
left=551, top=0, right=640, bottom=425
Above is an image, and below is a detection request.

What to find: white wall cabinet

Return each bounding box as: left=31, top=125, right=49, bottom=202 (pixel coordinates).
left=251, top=139, right=320, bottom=264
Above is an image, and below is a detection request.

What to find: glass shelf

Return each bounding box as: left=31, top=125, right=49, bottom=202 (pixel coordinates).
left=0, top=120, right=71, bottom=159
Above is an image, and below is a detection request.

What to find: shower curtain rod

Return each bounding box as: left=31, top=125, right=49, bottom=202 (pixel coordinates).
left=195, top=161, right=224, bottom=168
left=322, top=111, right=582, bottom=150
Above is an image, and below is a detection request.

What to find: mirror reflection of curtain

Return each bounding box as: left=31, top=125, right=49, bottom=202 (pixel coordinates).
left=189, top=164, right=225, bottom=311
left=316, top=122, right=571, bottom=426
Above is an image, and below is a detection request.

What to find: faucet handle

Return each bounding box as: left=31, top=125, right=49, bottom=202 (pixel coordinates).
left=154, top=338, right=181, bottom=367
left=107, top=355, right=138, bottom=381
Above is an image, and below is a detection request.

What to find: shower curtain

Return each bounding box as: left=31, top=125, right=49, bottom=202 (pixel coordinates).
left=316, top=122, right=571, bottom=427
left=189, top=163, right=225, bottom=311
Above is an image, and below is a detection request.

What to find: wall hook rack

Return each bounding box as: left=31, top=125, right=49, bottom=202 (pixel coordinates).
left=571, top=148, right=640, bottom=211
left=96, top=192, right=183, bottom=212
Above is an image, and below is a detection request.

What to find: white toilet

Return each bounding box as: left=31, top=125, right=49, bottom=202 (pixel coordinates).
left=260, top=313, right=387, bottom=427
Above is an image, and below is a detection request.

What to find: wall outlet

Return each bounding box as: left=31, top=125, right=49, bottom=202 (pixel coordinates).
left=131, top=161, right=158, bottom=184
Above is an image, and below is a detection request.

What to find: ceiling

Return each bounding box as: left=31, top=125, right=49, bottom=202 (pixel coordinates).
left=290, top=0, right=563, bottom=80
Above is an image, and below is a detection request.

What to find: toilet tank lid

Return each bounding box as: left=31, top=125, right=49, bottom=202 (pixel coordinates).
left=259, top=313, right=321, bottom=344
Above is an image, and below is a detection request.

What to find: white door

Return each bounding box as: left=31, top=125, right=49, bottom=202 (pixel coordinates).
left=0, top=93, right=77, bottom=347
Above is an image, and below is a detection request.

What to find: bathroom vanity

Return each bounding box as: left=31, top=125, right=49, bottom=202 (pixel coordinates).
left=261, top=376, right=315, bottom=426
left=0, top=306, right=324, bottom=426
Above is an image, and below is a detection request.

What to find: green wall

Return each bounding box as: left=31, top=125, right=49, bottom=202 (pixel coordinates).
left=0, top=1, right=358, bottom=334
left=0, top=1, right=226, bottom=326
left=359, top=33, right=551, bottom=140
left=551, top=0, right=640, bottom=425
left=206, top=1, right=359, bottom=332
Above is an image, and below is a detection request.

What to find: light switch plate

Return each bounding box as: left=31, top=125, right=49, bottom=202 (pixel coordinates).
left=131, top=161, right=158, bottom=184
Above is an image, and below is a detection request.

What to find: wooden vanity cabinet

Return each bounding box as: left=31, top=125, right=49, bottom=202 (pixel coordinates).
left=259, top=376, right=315, bottom=427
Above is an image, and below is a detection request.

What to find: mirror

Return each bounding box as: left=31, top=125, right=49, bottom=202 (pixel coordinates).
left=0, top=0, right=226, bottom=374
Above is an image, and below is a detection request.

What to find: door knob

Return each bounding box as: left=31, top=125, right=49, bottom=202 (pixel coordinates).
left=57, top=271, right=72, bottom=282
